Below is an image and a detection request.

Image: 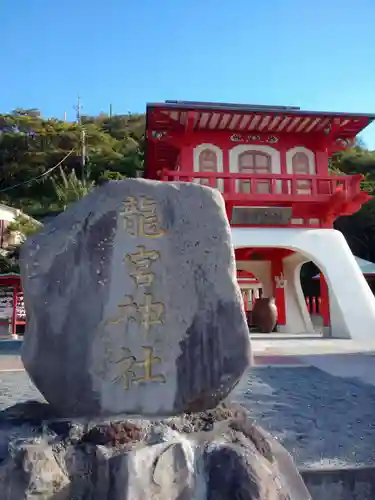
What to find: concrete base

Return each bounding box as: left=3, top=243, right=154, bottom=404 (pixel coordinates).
left=322, top=326, right=331, bottom=338
left=276, top=324, right=316, bottom=335
left=301, top=466, right=375, bottom=500
left=250, top=337, right=375, bottom=357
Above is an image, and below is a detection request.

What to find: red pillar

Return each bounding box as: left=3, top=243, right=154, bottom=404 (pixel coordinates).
left=11, top=285, right=17, bottom=336
left=179, top=145, right=193, bottom=179
left=279, top=146, right=289, bottom=194
left=271, top=258, right=286, bottom=325
left=320, top=273, right=330, bottom=326
left=223, top=148, right=231, bottom=194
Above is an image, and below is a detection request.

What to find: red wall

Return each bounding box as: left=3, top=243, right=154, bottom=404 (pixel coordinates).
left=168, top=130, right=329, bottom=175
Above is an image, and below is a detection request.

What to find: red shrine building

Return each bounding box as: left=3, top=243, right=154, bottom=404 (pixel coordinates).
left=145, top=100, right=375, bottom=339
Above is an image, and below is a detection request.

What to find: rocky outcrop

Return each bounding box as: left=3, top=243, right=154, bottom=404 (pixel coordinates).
left=0, top=401, right=311, bottom=499
left=20, top=179, right=251, bottom=419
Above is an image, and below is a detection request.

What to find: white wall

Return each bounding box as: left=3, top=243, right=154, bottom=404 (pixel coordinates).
left=0, top=204, right=42, bottom=249
left=232, top=227, right=375, bottom=341
left=329, top=291, right=350, bottom=338
left=0, top=204, right=18, bottom=222
left=237, top=281, right=262, bottom=290
left=236, top=260, right=272, bottom=297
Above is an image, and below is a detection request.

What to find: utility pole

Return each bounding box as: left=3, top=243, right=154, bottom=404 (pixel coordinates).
left=74, top=93, right=86, bottom=181
left=75, top=93, right=82, bottom=123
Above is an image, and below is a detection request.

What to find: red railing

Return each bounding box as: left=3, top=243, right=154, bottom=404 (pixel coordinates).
left=160, top=169, right=363, bottom=201
left=242, top=290, right=324, bottom=315
left=306, top=296, right=321, bottom=315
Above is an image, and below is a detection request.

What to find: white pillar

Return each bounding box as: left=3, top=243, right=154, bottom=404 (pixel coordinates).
left=281, top=253, right=314, bottom=334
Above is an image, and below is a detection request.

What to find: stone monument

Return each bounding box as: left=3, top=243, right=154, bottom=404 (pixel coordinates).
left=20, top=179, right=251, bottom=418
left=3, top=179, right=312, bottom=499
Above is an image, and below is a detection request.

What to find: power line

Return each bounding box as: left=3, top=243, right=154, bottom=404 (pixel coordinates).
left=75, top=93, right=82, bottom=124
left=0, top=149, right=74, bottom=194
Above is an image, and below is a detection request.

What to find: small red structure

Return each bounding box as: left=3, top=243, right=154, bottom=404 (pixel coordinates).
left=145, top=100, right=375, bottom=337
left=0, top=273, right=25, bottom=337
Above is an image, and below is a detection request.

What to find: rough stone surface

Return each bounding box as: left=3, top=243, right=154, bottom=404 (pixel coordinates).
left=20, top=179, right=251, bottom=418
left=235, top=366, right=375, bottom=469
left=0, top=402, right=311, bottom=499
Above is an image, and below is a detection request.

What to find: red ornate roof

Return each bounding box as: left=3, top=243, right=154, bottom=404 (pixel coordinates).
left=147, top=100, right=375, bottom=135
left=145, top=100, right=375, bottom=178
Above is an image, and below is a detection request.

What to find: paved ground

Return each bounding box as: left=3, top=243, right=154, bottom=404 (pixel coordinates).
left=235, top=366, right=375, bottom=469
left=0, top=369, right=39, bottom=409
left=0, top=353, right=374, bottom=469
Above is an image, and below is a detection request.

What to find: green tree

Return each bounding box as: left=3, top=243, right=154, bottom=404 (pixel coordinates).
left=0, top=109, right=144, bottom=211
left=7, top=214, right=42, bottom=238
left=332, top=145, right=375, bottom=260
left=330, top=146, right=375, bottom=191
left=0, top=254, right=19, bottom=274
left=97, top=170, right=126, bottom=184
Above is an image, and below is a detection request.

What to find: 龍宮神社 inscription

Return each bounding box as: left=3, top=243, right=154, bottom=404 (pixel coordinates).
left=99, top=194, right=167, bottom=391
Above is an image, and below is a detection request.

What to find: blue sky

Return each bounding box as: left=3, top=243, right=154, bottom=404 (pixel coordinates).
left=1, top=0, right=375, bottom=146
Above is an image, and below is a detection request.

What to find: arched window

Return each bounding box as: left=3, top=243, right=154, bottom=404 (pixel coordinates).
left=198, top=149, right=218, bottom=189
left=292, top=152, right=309, bottom=174
left=292, top=152, right=311, bottom=194
left=199, top=149, right=217, bottom=172
left=238, top=151, right=272, bottom=193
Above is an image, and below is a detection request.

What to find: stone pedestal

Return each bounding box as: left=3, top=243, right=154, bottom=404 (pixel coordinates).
left=0, top=401, right=311, bottom=500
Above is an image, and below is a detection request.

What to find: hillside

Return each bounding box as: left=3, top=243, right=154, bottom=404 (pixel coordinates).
left=0, top=109, right=145, bottom=217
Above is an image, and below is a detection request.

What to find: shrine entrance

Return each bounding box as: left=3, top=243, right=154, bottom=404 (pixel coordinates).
left=300, top=262, right=330, bottom=335
left=235, top=243, right=331, bottom=335
left=235, top=247, right=288, bottom=333
left=232, top=226, right=375, bottom=340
